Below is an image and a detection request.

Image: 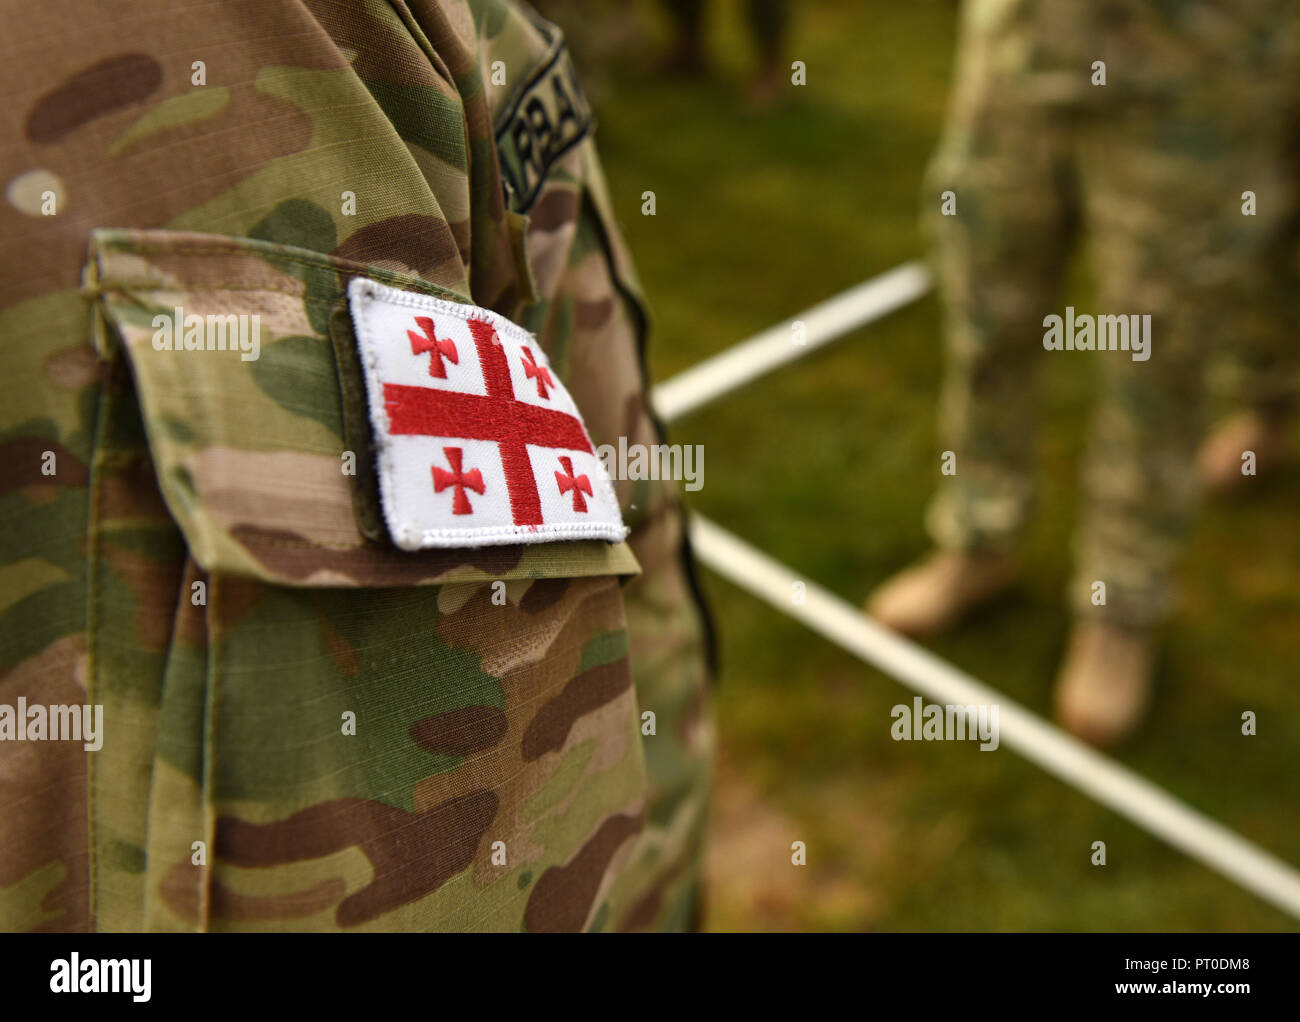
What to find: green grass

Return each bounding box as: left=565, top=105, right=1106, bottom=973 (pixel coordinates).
left=577, top=0, right=1300, bottom=930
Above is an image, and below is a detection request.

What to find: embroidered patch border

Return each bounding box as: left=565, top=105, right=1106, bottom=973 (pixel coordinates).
left=347, top=278, right=627, bottom=550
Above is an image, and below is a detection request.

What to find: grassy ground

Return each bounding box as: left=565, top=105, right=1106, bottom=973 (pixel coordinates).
left=565, top=0, right=1300, bottom=930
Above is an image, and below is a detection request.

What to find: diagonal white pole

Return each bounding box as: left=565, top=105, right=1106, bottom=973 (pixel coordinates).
left=652, top=261, right=933, bottom=424
left=689, top=513, right=1300, bottom=921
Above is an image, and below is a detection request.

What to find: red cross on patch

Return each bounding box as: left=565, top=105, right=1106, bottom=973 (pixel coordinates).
left=348, top=279, right=627, bottom=550
left=432, top=446, right=484, bottom=514
left=407, top=316, right=458, bottom=378
left=521, top=347, right=555, bottom=399
left=555, top=456, right=593, bottom=512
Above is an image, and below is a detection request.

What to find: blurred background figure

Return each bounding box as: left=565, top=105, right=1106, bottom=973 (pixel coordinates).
left=1199, top=321, right=1299, bottom=495
left=867, top=0, right=1300, bottom=746
left=660, top=0, right=791, bottom=106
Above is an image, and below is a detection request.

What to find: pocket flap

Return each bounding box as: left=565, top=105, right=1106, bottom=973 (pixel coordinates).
left=86, top=228, right=640, bottom=586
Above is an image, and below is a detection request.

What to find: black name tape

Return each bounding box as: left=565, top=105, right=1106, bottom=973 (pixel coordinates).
left=495, top=42, right=593, bottom=213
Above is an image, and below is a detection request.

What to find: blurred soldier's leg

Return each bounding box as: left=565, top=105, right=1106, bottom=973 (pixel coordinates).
left=746, top=0, right=788, bottom=69
left=661, top=0, right=707, bottom=75
left=1199, top=405, right=1295, bottom=495
left=1059, top=9, right=1300, bottom=745
left=1199, top=174, right=1300, bottom=493
left=869, top=2, right=1077, bottom=637
left=1201, top=84, right=1300, bottom=493
left=1058, top=264, right=1204, bottom=745
left=744, top=0, right=790, bottom=107
left=1058, top=284, right=1201, bottom=746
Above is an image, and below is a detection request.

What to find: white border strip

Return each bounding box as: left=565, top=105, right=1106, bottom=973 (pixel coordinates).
left=652, top=261, right=933, bottom=423
left=690, top=513, right=1300, bottom=921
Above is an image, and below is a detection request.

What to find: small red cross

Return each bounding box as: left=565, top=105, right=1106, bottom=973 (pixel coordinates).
left=408, top=316, right=459, bottom=378
left=383, top=319, right=592, bottom=526
left=432, top=446, right=484, bottom=515
left=555, top=456, right=593, bottom=512
left=521, top=347, right=554, bottom=399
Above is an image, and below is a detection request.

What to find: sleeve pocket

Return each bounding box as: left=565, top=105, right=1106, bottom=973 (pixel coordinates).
left=86, top=227, right=640, bottom=587
left=83, top=227, right=649, bottom=932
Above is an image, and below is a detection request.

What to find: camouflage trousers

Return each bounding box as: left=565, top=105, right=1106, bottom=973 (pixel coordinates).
left=923, top=0, right=1300, bottom=628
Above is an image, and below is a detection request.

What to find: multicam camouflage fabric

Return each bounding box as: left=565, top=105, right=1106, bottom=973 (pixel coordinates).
left=923, top=0, right=1300, bottom=626
left=0, top=0, right=713, bottom=931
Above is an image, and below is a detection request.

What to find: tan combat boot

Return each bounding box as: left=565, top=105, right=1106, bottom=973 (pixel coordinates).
left=1198, top=410, right=1292, bottom=495
left=1053, top=623, right=1155, bottom=748
left=865, top=549, right=1017, bottom=638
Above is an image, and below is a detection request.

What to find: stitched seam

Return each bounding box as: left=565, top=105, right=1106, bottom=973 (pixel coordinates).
left=85, top=391, right=107, bottom=931
left=199, top=573, right=220, bottom=932
left=108, top=286, right=341, bottom=305
left=95, top=242, right=435, bottom=277
left=235, top=533, right=374, bottom=551
left=96, top=244, right=464, bottom=301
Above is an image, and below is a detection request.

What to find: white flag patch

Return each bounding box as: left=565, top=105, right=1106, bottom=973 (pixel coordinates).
left=347, top=278, right=627, bottom=550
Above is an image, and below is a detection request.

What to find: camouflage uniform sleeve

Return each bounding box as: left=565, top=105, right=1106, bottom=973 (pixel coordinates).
left=0, top=0, right=711, bottom=932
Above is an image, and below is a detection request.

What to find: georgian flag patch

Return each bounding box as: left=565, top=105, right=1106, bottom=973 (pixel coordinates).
left=347, top=279, right=627, bottom=550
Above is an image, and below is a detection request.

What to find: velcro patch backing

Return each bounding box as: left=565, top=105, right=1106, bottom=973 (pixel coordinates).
left=347, top=279, right=626, bottom=550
